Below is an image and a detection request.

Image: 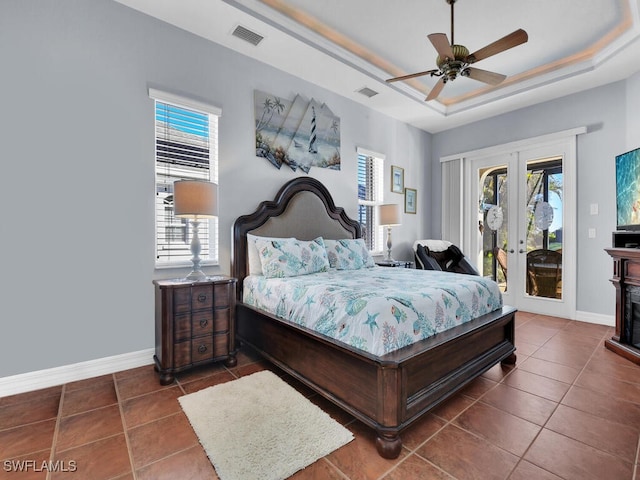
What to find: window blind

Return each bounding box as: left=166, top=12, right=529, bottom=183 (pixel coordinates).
left=441, top=158, right=462, bottom=246
left=357, top=151, right=384, bottom=252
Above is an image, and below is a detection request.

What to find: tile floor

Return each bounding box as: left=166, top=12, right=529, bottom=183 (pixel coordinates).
left=1, top=311, right=639, bottom=479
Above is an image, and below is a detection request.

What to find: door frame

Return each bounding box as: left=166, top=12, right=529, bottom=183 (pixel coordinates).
left=448, top=127, right=585, bottom=319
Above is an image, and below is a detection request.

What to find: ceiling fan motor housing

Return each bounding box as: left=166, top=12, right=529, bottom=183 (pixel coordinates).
left=437, top=44, right=469, bottom=80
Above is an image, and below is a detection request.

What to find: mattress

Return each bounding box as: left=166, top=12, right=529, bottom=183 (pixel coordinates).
left=243, top=267, right=503, bottom=356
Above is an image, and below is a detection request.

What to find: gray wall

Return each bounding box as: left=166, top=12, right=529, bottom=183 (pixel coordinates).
left=0, top=0, right=430, bottom=377
left=430, top=81, right=632, bottom=316
left=628, top=71, right=640, bottom=150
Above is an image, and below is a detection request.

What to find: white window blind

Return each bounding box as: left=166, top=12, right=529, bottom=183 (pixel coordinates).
left=357, top=148, right=384, bottom=252
left=441, top=157, right=463, bottom=246
left=149, top=89, right=220, bottom=267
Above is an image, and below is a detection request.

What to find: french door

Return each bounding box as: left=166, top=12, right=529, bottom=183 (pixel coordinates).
left=464, top=140, right=576, bottom=318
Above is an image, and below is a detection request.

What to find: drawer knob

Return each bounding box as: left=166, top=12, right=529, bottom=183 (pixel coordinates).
left=197, top=294, right=207, bottom=303
left=198, top=344, right=208, bottom=354
left=199, top=318, right=209, bottom=328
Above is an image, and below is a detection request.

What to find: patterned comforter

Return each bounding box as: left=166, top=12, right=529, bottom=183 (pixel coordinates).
left=243, top=267, right=503, bottom=356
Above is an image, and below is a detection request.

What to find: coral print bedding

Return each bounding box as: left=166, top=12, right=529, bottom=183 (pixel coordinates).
left=243, top=267, right=503, bottom=356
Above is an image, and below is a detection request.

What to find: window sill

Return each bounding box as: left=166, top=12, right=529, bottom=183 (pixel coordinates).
left=155, top=260, right=219, bottom=270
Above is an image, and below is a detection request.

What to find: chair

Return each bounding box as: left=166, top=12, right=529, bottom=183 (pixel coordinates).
left=413, top=239, right=479, bottom=275
left=493, top=247, right=508, bottom=282
left=526, top=249, right=562, bottom=298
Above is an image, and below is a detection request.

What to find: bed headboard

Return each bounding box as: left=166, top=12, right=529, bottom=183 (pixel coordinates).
left=232, top=176, right=361, bottom=297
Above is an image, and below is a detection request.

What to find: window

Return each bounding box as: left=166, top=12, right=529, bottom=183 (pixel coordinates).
left=357, top=148, right=384, bottom=252
left=149, top=89, right=221, bottom=267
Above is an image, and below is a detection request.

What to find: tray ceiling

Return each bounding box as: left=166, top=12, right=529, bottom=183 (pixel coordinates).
left=115, top=0, right=640, bottom=132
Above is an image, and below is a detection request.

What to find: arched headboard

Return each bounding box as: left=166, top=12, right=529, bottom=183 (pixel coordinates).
left=231, top=176, right=361, bottom=297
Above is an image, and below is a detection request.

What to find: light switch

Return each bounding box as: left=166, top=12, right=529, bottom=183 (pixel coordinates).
left=588, top=228, right=596, bottom=238
left=590, top=203, right=598, bottom=215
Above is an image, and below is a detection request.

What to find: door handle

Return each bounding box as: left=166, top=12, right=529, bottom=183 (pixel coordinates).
left=508, top=249, right=515, bottom=254
left=519, top=249, right=526, bottom=254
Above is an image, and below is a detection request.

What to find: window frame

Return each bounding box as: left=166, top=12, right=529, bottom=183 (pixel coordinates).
left=149, top=88, right=221, bottom=269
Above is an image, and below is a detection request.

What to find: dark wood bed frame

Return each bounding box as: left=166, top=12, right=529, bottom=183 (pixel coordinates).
left=232, top=176, right=517, bottom=459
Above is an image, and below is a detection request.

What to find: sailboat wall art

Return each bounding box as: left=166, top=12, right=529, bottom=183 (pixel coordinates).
left=254, top=90, right=341, bottom=172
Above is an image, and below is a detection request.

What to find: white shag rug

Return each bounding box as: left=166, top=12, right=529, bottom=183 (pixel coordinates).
left=178, top=370, right=354, bottom=480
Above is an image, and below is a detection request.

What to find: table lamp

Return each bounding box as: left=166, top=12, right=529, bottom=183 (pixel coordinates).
left=173, top=180, right=218, bottom=281
left=379, top=204, right=401, bottom=263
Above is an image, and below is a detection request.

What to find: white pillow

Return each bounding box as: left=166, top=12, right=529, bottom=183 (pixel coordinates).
left=247, top=234, right=294, bottom=275
left=324, top=238, right=375, bottom=270
left=253, top=237, right=330, bottom=278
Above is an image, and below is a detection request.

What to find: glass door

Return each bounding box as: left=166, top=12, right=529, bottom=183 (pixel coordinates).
left=467, top=143, right=575, bottom=318
left=470, top=154, right=514, bottom=302
left=478, top=164, right=509, bottom=291
left=523, top=159, right=563, bottom=300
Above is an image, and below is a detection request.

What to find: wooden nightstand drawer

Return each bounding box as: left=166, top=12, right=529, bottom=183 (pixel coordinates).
left=192, top=311, right=214, bottom=337
left=214, top=283, right=231, bottom=307
left=174, top=311, right=214, bottom=341
left=192, top=285, right=214, bottom=310
left=213, top=333, right=228, bottom=356
left=173, top=287, right=191, bottom=314
left=174, top=337, right=215, bottom=367
left=154, top=276, right=237, bottom=385
left=192, top=337, right=214, bottom=363
left=213, top=308, right=230, bottom=333
left=173, top=341, right=191, bottom=368
left=174, top=313, right=192, bottom=341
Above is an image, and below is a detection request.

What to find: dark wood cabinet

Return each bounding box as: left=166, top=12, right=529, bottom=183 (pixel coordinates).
left=153, top=276, right=237, bottom=385
left=605, top=246, right=640, bottom=365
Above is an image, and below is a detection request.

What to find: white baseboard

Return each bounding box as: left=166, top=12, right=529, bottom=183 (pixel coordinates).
left=0, top=348, right=155, bottom=397
left=575, top=310, right=615, bottom=327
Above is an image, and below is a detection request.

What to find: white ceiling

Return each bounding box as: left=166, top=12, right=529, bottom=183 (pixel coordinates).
left=115, top=0, right=640, bottom=133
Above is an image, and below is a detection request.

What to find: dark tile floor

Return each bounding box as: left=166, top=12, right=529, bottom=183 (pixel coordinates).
left=1, top=311, right=638, bottom=479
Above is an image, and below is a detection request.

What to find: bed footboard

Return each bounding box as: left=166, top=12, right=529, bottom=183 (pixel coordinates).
left=236, top=303, right=517, bottom=459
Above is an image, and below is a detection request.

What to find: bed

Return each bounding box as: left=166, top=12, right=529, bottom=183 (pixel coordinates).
left=232, top=176, right=516, bottom=459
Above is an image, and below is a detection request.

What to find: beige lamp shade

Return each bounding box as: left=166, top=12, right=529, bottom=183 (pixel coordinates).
left=173, top=180, right=218, bottom=218
left=379, top=204, right=401, bottom=226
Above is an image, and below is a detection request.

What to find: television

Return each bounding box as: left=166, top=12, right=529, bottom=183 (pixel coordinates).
left=616, top=147, right=640, bottom=231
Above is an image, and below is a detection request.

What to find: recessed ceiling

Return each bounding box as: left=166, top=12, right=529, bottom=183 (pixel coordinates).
left=115, top=0, right=640, bottom=133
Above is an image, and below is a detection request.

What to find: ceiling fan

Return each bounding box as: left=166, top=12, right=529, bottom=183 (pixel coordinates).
left=386, top=0, right=528, bottom=101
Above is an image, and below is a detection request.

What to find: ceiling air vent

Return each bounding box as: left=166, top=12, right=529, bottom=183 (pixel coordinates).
left=356, top=87, right=379, bottom=98
left=232, top=25, right=264, bottom=46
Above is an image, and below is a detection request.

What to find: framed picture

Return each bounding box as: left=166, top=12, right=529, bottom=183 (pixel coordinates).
left=405, top=188, right=417, bottom=214
left=391, top=165, right=404, bottom=193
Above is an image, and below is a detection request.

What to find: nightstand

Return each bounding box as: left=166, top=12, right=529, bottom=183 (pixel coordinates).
left=153, top=275, right=237, bottom=385
left=376, top=260, right=414, bottom=268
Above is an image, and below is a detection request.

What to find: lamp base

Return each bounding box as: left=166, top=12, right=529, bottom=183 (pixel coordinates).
left=184, top=218, right=208, bottom=282
left=185, top=269, right=208, bottom=281
left=385, top=226, right=395, bottom=263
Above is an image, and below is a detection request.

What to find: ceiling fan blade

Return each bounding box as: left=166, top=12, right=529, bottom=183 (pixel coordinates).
left=468, top=29, right=528, bottom=62
left=465, top=67, right=506, bottom=85
left=428, top=33, right=454, bottom=59
left=426, top=77, right=447, bottom=101
left=386, top=69, right=439, bottom=83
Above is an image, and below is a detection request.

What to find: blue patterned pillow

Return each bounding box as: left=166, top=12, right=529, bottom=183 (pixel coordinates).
left=254, top=237, right=330, bottom=278
left=324, top=238, right=375, bottom=270
left=246, top=234, right=295, bottom=275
